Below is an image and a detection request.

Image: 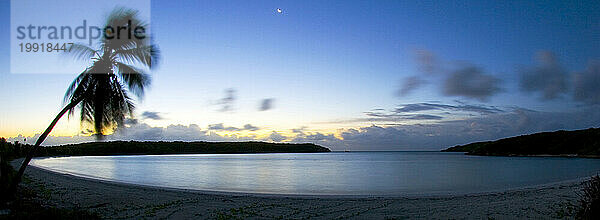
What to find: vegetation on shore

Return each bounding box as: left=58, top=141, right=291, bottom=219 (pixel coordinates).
left=1, top=138, right=100, bottom=218
left=578, top=175, right=600, bottom=219
left=1, top=139, right=330, bottom=190
left=442, top=128, right=600, bottom=156
left=37, top=141, right=331, bottom=156
left=1, top=138, right=329, bottom=216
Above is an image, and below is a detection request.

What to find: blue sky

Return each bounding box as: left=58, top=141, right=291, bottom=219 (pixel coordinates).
left=1, top=0, right=599, bottom=150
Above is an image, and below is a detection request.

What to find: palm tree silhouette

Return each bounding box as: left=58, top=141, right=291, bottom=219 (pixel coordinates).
left=10, top=7, right=160, bottom=195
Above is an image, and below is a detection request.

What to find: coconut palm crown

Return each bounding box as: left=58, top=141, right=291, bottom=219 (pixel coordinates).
left=65, top=7, right=159, bottom=138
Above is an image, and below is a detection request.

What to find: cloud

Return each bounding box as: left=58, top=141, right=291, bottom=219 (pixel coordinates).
left=394, top=102, right=504, bottom=114
left=399, top=49, right=502, bottom=101
left=405, top=114, right=444, bottom=120
left=291, top=127, right=307, bottom=134
left=8, top=123, right=261, bottom=146
left=363, top=111, right=444, bottom=121
left=290, top=132, right=344, bottom=148
left=208, top=124, right=228, bottom=130
left=573, top=61, right=600, bottom=105
left=397, top=76, right=425, bottom=96
left=320, top=106, right=600, bottom=151
left=443, top=65, right=502, bottom=101
left=207, top=123, right=260, bottom=131
left=266, top=131, right=287, bottom=142
left=339, top=126, right=408, bottom=150
left=259, top=98, right=275, bottom=111
left=124, top=118, right=139, bottom=125
left=216, top=88, right=237, bottom=112
left=519, top=51, right=569, bottom=100
left=414, top=49, right=439, bottom=74
left=141, top=111, right=163, bottom=120
left=243, top=124, right=260, bottom=131
left=396, top=49, right=438, bottom=96
left=9, top=105, right=600, bottom=151
left=394, top=103, right=439, bottom=112
left=351, top=102, right=503, bottom=124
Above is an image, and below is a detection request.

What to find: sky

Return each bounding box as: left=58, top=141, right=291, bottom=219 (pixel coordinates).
left=0, top=0, right=599, bottom=150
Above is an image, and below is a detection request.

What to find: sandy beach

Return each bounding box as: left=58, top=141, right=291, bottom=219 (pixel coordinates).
left=13, top=161, right=584, bottom=219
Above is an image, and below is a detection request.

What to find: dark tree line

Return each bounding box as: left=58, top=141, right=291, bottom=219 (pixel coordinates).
left=443, top=127, right=600, bottom=156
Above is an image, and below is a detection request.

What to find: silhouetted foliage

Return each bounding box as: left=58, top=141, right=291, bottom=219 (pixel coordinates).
left=64, top=7, right=159, bottom=137
left=1, top=140, right=29, bottom=198
left=0, top=144, right=99, bottom=218
left=443, top=128, right=600, bottom=156
left=36, top=141, right=331, bottom=156
left=2, top=141, right=329, bottom=158
left=577, top=175, right=600, bottom=219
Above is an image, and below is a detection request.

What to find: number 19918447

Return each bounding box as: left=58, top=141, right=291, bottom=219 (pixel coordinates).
left=19, top=43, right=74, bottom=52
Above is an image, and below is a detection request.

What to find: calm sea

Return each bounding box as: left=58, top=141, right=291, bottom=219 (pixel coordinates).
left=31, top=152, right=600, bottom=196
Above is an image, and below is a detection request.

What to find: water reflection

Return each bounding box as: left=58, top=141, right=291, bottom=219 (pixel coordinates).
left=31, top=152, right=600, bottom=195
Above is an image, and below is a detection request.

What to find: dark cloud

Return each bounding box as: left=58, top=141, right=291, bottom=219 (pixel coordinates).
left=415, top=49, right=439, bottom=74
left=243, top=124, right=260, bottom=131
left=400, top=49, right=502, bottom=101
left=259, top=98, right=275, bottom=111
left=397, top=76, right=425, bottom=96
left=124, top=118, right=139, bottom=125
left=394, top=103, right=439, bottom=113
left=396, top=49, right=438, bottom=96
left=207, top=123, right=260, bottom=131
left=353, top=102, right=504, bottom=124
left=317, top=102, right=503, bottom=125
left=209, top=124, right=233, bottom=131
left=363, top=111, right=444, bottom=121
left=394, top=102, right=504, bottom=114
left=405, top=114, right=444, bottom=120
left=141, top=111, right=163, bottom=120
left=266, top=131, right=287, bottom=142
left=291, top=127, right=307, bottom=134
left=573, top=61, right=600, bottom=104
left=216, top=88, right=237, bottom=112
left=519, top=51, right=569, bottom=100
left=443, top=65, right=502, bottom=101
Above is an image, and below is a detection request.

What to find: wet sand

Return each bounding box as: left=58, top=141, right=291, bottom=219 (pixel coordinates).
left=18, top=162, right=583, bottom=219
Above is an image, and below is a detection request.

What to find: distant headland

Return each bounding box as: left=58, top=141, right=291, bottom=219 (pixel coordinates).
left=2, top=140, right=331, bottom=157
left=443, top=128, right=600, bottom=157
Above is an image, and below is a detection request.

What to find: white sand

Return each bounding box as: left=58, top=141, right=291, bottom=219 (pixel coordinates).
left=18, top=162, right=583, bottom=219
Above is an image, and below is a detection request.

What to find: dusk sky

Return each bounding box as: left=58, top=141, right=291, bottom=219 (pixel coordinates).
left=1, top=0, right=599, bottom=150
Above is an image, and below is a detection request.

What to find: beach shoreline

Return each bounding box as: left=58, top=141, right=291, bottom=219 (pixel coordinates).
left=14, top=159, right=584, bottom=219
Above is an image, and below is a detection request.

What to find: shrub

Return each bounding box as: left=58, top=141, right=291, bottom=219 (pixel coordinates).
left=577, top=175, right=600, bottom=219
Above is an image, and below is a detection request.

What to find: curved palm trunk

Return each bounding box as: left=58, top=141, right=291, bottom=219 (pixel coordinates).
left=8, top=97, right=84, bottom=196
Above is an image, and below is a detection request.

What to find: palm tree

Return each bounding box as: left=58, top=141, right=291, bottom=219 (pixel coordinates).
left=9, top=7, right=159, bottom=195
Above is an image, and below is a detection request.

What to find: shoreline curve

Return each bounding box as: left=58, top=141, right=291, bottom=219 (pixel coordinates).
left=14, top=158, right=587, bottom=219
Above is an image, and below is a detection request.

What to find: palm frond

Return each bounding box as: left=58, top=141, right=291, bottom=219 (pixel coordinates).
left=114, top=45, right=159, bottom=68
left=102, top=8, right=148, bottom=51
left=114, top=62, right=150, bottom=97
left=65, top=43, right=98, bottom=61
